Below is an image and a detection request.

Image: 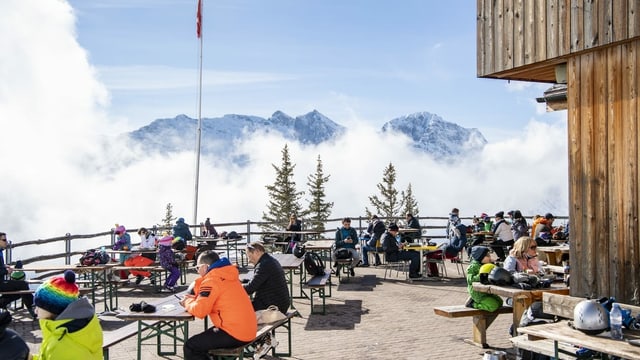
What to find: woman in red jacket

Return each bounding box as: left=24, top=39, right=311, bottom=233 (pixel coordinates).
left=180, top=251, right=256, bottom=360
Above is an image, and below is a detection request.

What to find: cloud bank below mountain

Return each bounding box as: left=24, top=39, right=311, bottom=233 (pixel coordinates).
left=0, top=1, right=568, bottom=246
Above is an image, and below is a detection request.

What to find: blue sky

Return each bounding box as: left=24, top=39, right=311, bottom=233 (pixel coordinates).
left=1, top=0, right=568, bottom=243
left=68, top=0, right=555, bottom=141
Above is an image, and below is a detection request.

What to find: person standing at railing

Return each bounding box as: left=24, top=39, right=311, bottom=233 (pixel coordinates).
left=112, top=224, right=132, bottom=280
left=0, top=232, right=36, bottom=319
left=158, top=232, right=181, bottom=292
left=173, top=217, right=193, bottom=242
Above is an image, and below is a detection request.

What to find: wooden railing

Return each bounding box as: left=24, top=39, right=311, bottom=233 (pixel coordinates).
left=5, top=215, right=568, bottom=268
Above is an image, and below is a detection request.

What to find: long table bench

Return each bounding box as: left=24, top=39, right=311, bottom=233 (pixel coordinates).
left=208, top=310, right=298, bottom=359
left=102, top=321, right=142, bottom=360
left=433, top=305, right=513, bottom=348
left=305, top=272, right=331, bottom=315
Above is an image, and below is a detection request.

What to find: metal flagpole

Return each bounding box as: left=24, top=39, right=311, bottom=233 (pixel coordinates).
left=193, top=0, right=203, bottom=228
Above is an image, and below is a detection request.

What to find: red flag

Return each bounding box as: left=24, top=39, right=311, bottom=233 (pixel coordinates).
left=196, top=0, right=202, bottom=38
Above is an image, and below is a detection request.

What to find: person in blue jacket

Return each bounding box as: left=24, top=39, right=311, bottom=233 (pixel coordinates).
left=173, top=218, right=193, bottom=241
left=333, top=217, right=360, bottom=276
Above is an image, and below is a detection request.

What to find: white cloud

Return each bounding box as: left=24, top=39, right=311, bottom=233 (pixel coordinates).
left=1, top=0, right=569, bottom=251
left=96, top=65, right=297, bottom=91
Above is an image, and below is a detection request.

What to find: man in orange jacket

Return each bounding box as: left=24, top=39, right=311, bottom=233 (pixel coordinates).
left=180, top=251, right=256, bottom=360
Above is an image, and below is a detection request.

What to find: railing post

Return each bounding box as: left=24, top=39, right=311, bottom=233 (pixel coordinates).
left=6, top=241, right=12, bottom=264
left=246, top=220, right=251, bottom=244
left=65, top=233, right=71, bottom=265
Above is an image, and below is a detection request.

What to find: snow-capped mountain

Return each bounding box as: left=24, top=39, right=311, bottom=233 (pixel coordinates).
left=128, top=110, right=345, bottom=155
left=382, top=112, right=487, bottom=158
left=127, top=110, right=486, bottom=160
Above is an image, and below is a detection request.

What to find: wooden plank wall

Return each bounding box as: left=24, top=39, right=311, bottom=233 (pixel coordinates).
left=478, top=0, right=640, bottom=77
left=567, top=39, right=640, bottom=304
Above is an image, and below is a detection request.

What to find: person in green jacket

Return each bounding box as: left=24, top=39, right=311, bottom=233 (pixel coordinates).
left=466, top=246, right=503, bottom=312
left=33, top=270, right=103, bottom=360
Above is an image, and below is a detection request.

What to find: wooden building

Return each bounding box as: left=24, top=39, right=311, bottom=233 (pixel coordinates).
left=477, top=0, right=640, bottom=303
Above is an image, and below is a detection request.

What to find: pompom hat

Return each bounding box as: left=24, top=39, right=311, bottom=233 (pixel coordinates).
left=34, top=270, right=79, bottom=315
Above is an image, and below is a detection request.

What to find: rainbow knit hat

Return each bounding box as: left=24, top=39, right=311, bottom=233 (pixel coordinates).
left=34, top=270, right=79, bottom=315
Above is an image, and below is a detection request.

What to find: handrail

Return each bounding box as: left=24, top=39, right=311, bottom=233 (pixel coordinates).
left=5, top=215, right=568, bottom=268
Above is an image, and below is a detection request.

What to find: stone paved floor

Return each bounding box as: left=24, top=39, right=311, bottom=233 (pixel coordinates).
left=10, top=261, right=518, bottom=359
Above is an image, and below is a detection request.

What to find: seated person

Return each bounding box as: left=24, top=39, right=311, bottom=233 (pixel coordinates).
left=403, top=213, right=421, bottom=243
left=533, top=213, right=555, bottom=246
left=504, top=236, right=541, bottom=274
left=381, top=224, right=421, bottom=278
left=0, top=308, right=30, bottom=360
left=467, top=216, right=486, bottom=255
left=361, top=215, right=385, bottom=266
left=204, top=217, right=219, bottom=248
left=124, top=227, right=157, bottom=285
left=490, top=211, right=514, bottom=261
left=0, top=232, right=35, bottom=318
left=285, top=214, right=302, bottom=253
left=33, top=270, right=103, bottom=359
left=333, top=217, right=361, bottom=276
left=466, top=246, right=503, bottom=312
left=180, top=251, right=256, bottom=360
left=243, top=241, right=290, bottom=313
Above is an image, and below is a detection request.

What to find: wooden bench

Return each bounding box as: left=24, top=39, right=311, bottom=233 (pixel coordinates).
left=510, top=334, right=578, bottom=359
left=334, top=258, right=353, bottom=283
left=305, top=272, right=332, bottom=315
left=102, top=321, right=143, bottom=360
left=433, top=305, right=513, bottom=348
left=209, top=310, right=298, bottom=359
left=512, top=293, right=640, bottom=359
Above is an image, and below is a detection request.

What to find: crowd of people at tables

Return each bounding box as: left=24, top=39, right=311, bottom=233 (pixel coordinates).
left=329, top=207, right=568, bottom=280
left=0, top=225, right=291, bottom=359
left=0, top=209, right=570, bottom=359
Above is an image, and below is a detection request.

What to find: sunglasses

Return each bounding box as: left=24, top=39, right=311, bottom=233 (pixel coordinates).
left=530, top=245, right=537, bottom=249
left=0, top=238, right=6, bottom=242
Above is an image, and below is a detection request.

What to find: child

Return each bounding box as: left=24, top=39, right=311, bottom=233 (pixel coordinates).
left=158, top=232, right=181, bottom=292
left=33, top=270, right=102, bottom=359
left=466, top=246, right=503, bottom=312
left=113, top=224, right=132, bottom=280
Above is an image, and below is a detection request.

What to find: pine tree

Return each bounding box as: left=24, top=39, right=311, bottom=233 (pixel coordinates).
left=262, top=144, right=304, bottom=232
left=401, top=183, right=420, bottom=217
left=158, top=203, right=176, bottom=233
left=366, top=162, right=404, bottom=223
left=304, top=155, right=333, bottom=238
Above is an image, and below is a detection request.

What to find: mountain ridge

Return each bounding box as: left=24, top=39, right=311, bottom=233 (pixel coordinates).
left=128, top=110, right=487, bottom=160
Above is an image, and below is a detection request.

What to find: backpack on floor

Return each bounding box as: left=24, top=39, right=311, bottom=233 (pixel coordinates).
left=304, top=252, right=325, bottom=276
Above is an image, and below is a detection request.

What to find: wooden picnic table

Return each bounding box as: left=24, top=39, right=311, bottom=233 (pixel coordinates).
left=270, top=253, right=307, bottom=308
left=21, top=264, right=118, bottom=311
left=116, top=294, right=194, bottom=360
left=518, top=320, right=640, bottom=359
left=472, top=283, right=570, bottom=334
left=402, top=244, right=439, bottom=278
left=303, top=241, right=334, bottom=261
left=537, top=245, right=570, bottom=265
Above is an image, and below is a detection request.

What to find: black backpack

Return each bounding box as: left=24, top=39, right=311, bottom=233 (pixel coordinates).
left=334, top=248, right=352, bottom=260
left=80, top=249, right=110, bottom=266
left=304, top=252, right=325, bottom=276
